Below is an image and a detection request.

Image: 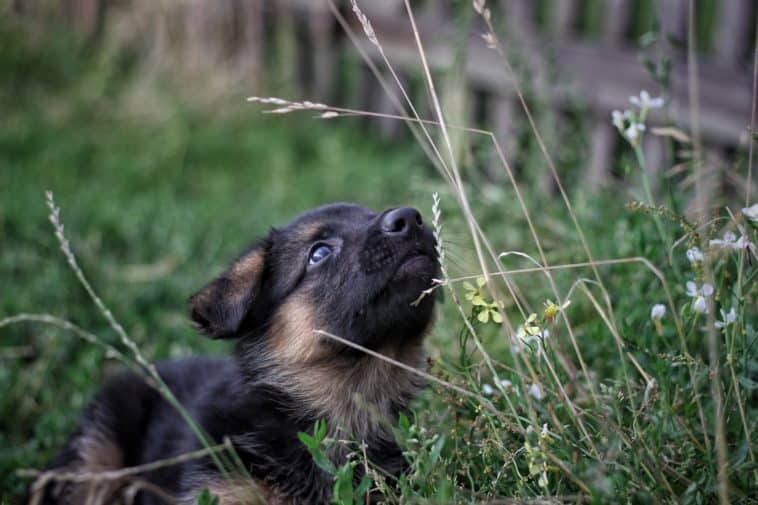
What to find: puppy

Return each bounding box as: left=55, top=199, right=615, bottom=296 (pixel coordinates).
left=33, top=203, right=439, bottom=504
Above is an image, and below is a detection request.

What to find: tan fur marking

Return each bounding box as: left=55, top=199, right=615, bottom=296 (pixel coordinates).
left=226, top=249, right=265, bottom=304
left=266, top=295, right=324, bottom=364
left=182, top=480, right=280, bottom=505
left=263, top=298, right=427, bottom=440
left=77, top=434, right=123, bottom=472
left=230, top=248, right=264, bottom=278
left=42, top=434, right=126, bottom=504
left=294, top=347, right=424, bottom=439
left=294, top=222, right=324, bottom=242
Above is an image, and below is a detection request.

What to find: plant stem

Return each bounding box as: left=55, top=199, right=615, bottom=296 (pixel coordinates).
left=633, top=144, right=677, bottom=273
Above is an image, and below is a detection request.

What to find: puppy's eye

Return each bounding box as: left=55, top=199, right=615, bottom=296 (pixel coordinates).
left=309, top=244, right=332, bottom=265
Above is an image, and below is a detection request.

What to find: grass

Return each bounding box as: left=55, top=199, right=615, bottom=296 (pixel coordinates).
left=2, top=4, right=757, bottom=504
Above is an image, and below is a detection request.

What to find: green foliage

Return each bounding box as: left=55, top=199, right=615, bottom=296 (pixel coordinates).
left=298, top=420, right=337, bottom=476
left=297, top=420, right=373, bottom=505
left=196, top=488, right=220, bottom=505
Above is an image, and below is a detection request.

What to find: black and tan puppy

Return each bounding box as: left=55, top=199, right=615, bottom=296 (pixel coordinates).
left=34, top=203, right=438, bottom=504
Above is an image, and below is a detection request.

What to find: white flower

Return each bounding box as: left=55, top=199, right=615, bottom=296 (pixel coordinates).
left=629, top=90, right=664, bottom=109
left=709, top=229, right=757, bottom=258
left=540, top=423, right=549, bottom=437
left=624, top=123, right=645, bottom=143
left=686, top=281, right=713, bottom=298
left=686, top=247, right=704, bottom=263
left=709, top=231, right=737, bottom=249
left=482, top=383, right=494, bottom=396
left=499, top=379, right=513, bottom=389
left=693, top=296, right=708, bottom=314
left=742, top=204, right=758, bottom=222
left=733, top=233, right=757, bottom=258
left=611, top=109, right=630, bottom=131
left=686, top=281, right=713, bottom=314
left=528, top=383, right=544, bottom=401
left=650, top=304, right=666, bottom=320
left=714, top=307, right=736, bottom=330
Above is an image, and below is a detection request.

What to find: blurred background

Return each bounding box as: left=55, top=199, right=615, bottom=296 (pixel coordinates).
left=1, top=0, right=755, bottom=498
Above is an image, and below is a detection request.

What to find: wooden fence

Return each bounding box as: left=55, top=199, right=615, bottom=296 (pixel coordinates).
left=15, top=0, right=758, bottom=199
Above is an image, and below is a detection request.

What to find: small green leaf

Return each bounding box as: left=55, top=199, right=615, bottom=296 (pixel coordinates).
left=298, top=431, right=316, bottom=449
left=639, top=32, right=658, bottom=47
left=332, top=463, right=355, bottom=505
left=641, top=58, right=657, bottom=78
left=196, top=488, right=220, bottom=505
left=355, top=474, right=373, bottom=498
left=430, top=434, right=446, bottom=464
left=316, top=419, right=327, bottom=440
left=356, top=474, right=373, bottom=496
left=398, top=412, right=410, bottom=432
left=313, top=452, right=337, bottom=475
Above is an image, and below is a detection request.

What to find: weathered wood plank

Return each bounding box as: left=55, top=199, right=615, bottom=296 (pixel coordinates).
left=603, top=0, right=631, bottom=45
left=713, top=0, right=752, bottom=68
left=552, top=0, right=577, bottom=39
left=236, top=0, right=265, bottom=93
left=307, top=3, right=336, bottom=102
left=585, top=119, right=615, bottom=188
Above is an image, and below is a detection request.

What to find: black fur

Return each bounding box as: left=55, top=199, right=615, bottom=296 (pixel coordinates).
left=32, top=203, right=438, bottom=504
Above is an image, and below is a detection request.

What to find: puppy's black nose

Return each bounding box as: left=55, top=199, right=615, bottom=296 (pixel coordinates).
left=381, top=207, right=423, bottom=237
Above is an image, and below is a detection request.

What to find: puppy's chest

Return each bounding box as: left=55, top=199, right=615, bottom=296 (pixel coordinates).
left=193, top=382, right=405, bottom=501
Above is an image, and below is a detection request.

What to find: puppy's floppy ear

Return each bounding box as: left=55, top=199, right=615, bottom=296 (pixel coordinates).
left=189, top=239, right=270, bottom=338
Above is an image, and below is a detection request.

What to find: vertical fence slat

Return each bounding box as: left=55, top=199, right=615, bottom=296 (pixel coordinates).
left=585, top=119, right=615, bottom=188
left=642, top=132, right=665, bottom=193
left=236, top=0, right=265, bottom=93
left=713, top=0, right=752, bottom=68
left=552, top=0, right=577, bottom=39
left=603, top=0, right=631, bottom=45
left=308, top=4, right=336, bottom=102
left=375, top=71, right=407, bottom=140
left=657, top=0, right=686, bottom=42
left=491, top=95, right=518, bottom=177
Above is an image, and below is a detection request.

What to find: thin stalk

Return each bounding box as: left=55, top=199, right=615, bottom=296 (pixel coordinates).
left=633, top=144, right=675, bottom=270
left=687, top=2, right=729, bottom=502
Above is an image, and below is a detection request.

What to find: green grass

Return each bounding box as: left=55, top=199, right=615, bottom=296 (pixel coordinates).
left=2, top=11, right=756, bottom=505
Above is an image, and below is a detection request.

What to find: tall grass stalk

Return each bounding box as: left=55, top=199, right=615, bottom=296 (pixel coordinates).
left=687, top=2, right=729, bottom=501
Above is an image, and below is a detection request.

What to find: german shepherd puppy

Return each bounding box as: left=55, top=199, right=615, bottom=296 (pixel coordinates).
left=33, top=203, right=438, bottom=504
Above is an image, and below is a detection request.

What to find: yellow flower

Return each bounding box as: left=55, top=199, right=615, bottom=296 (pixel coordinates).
left=543, top=299, right=570, bottom=323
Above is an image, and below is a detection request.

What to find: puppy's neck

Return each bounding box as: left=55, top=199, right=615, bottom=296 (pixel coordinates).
left=239, top=337, right=426, bottom=442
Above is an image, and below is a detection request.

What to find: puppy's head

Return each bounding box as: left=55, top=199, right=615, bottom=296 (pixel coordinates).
left=189, top=203, right=439, bottom=364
